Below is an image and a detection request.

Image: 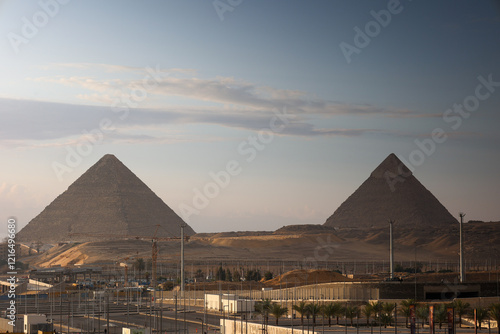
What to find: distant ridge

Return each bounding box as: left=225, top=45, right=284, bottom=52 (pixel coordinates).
left=18, top=154, right=195, bottom=243
left=274, top=224, right=336, bottom=234
left=324, top=153, right=458, bottom=229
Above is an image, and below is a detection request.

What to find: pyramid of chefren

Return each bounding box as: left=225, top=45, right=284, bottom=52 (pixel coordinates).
left=17, top=154, right=195, bottom=243
left=324, top=153, right=457, bottom=229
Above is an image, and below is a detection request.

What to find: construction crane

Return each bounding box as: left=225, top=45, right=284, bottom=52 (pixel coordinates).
left=119, top=257, right=130, bottom=287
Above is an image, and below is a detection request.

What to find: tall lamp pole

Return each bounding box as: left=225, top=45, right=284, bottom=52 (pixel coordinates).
left=459, top=212, right=466, bottom=283
left=389, top=220, right=394, bottom=280
left=181, top=224, right=185, bottom=297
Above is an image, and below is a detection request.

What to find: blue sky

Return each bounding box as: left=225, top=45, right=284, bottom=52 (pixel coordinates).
left=1, top=0, right=499, bottom=237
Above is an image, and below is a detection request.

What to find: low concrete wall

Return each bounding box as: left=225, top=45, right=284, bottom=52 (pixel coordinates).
left=0, top=316, right=24, bottom=333
left=221, top=319, right=317, bottom=334
left=455, top=296, right=500, bottom=308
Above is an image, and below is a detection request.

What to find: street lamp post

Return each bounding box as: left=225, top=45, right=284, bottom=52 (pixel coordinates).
left=223, top=305, right=228, bottom=334
left=459, top=212, right=466, bottom=283
left=389, top=220, right=394, bottom=280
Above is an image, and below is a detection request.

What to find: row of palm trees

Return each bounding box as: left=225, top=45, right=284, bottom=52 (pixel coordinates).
left=404, top=299, right=500, bottom=332
left=291, top=300, right=398, bottom=328
left=255, top=299, right=289, bottom=326
left=254, top=299, right=500, bottom=332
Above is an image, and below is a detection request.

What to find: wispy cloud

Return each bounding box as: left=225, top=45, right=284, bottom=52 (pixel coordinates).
left=2, top=63, right=443, bottom=148
left=32, top=63, right=428, bottom=118
left=0, top=97, right=398, bottom=148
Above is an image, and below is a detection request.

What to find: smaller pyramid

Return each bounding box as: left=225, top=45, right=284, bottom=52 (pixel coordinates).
left=324, top=153, right=457, bottom=229
left=18, top=154, right=195, bottom=243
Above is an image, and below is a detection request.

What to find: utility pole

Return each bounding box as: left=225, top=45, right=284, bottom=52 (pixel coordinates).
left=389, top=220, right=394, bottom=280
left=67, top=294, right=70, bottom=334
left=459, top=212, right=466, bottom=283
left=175, top=293, right=178, bottom=334
left=106, top=293, right=110, bottom=334
left=181, top=224, right=185, bottom=298
left=152, top=225, right=160, bottom=309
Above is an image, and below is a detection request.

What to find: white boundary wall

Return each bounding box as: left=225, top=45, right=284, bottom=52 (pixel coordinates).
left=221, top=319, right=318, bottom=334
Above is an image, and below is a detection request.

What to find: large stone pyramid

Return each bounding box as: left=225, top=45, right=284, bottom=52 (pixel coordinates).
left=18, top=154, right=195, bottom=243
left=324, top=153, right=457, bottom=229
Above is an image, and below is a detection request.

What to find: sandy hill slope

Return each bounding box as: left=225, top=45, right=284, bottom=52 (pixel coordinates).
left=24, top=221, right=499, bottom=269
left=17, top=154, right=194, bottom=243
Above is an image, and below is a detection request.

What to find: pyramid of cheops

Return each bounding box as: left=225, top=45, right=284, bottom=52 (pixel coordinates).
left=17, top=154, right=195, bottom=243
left=324, top=153, right=458, bottom=229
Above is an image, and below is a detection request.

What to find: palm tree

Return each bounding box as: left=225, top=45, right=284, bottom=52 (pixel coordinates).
left=452, top=300, right=470, bottom=328
left=434, top=304, right=447, bottom=329
left=489, top=303, right=500, bottom=334
left=472, top=307, right=490, bottom=330
left=371, top=301, right=383, bottom=325
left=305, top=303, right=322, bottom=326
left=362, top=303, right=374, bottom=326
left=400, top=299, right=417, bottom=328
left=134, top=258, right=145, bottom=280
left=255, top=299, right=272, bottom=326
left=321, top=302, right=337, bottom=327
left=345, top=305, right=361, bottom=327
left=269, top=303, right=288, bottom=326
left=383, top=302, right=396, bottom=313
left=416, top=306, right=429, bottom=329
left=293, top=301, right=308, bottom=326
left=380, top=313, right=394, bottom=328
left=382, top=303, right=396, bottom=327
left=333, top=302, right=345, bottom=325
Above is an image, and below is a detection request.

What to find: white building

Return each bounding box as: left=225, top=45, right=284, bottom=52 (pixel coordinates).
left=24, top=314, right=51, bottom=334
left=205, top=294, right=255, bottom=313
left=27, top=279, right=53, bottom=291
left=123, top=327, right=151, bottom=334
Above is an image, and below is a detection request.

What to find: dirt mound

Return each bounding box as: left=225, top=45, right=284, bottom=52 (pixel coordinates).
left=264, top=269, right=352, bottom=288
left=402, top=270, right=500, bottom=283
left=182, top=280, right=265, bottom=291
left=184, top=270, right=355, bottom=291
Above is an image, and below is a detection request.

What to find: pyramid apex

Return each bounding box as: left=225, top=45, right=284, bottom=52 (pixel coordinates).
left=370, top=153, right=412, bottom=179
left=100, top=153, right=119, bottom=161
left=93, top=154, right=125, bottom=169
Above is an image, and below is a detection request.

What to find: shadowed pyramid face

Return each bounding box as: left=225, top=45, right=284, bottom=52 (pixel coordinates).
left=17, top=154, right=195, bottom=243
left=324, top=153, right=457, bottom=230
